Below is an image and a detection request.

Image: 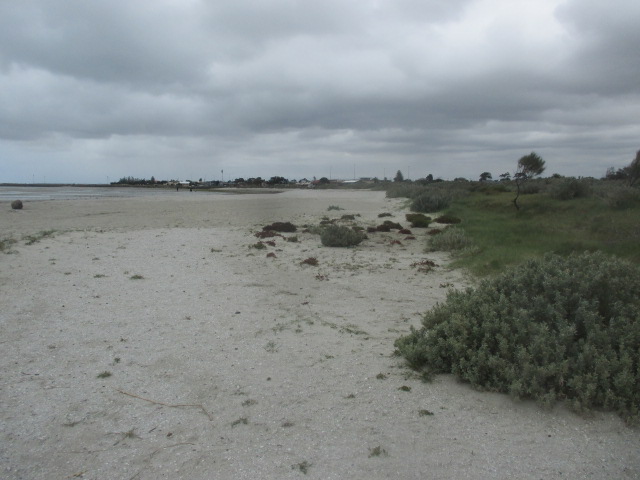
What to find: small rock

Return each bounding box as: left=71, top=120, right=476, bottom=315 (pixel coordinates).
left=11, top=200, right=23, bottom=210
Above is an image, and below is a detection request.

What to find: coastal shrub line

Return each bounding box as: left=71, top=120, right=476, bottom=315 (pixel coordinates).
left=394, top=252, right=640, bottom=423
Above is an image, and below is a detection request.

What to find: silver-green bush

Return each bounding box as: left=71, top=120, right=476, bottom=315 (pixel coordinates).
left=395, top=252, right=640, bottom=422
left=320, top=225, right=365, bottom=247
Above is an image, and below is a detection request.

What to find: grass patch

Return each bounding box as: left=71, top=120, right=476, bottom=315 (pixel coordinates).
left=97, top=371, right=112, bottom=379
left=0, top=237, right=17, bottom=253
left=129, top=274, right=144, bottom=280
left=441, top=191, right=640, bottom=276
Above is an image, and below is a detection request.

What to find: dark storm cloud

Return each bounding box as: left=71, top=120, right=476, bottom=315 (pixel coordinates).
left=0, top=0, right=639, bottom=182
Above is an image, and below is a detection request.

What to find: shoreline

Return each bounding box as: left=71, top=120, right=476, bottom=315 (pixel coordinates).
left=1, top=190, right=638, bottom=479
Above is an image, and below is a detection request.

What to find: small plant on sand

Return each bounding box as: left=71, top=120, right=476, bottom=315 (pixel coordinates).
left=292, top=461, right=312, bottom=474
left=395, top=252, right=640, bottom=423
left=320, top=225, right=365, bottom=247
left=368, top=446, right=388, bottom=458
left=97, top=371, right=112, bottom=378
left=231, top=417, right=248, bottom=427
left=378, top=212, right=393, bottom=218
left=287, top=235, right=298, bottom=242
left=129, top=274, right=144, bottom=280
left=327, top=205, right=343, bottom=211
left=405, top=213, right=431, bottom=228
left=250, top=242, right=267, bottom=250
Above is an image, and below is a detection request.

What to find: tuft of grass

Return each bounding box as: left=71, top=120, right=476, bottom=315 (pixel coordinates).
left=292, top=461, right=311, bottom=474
left=368, top=446, right=388, bottom=458
left=231, top=417, right=248, bottom=427
left=97, top=371, right=112, bottom=379
left=327, top=205, right=343, bottom=211
left=301, top=257, right=318, bottom=266
left=129, top=274, right=144, bottom=280
left=418, top=409, right=434, bottom=416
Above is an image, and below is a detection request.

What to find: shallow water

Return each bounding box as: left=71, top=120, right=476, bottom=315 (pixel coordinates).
left=0, top=186, right=221, bottom=201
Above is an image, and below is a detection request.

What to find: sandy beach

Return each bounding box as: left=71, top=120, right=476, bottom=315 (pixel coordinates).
left=1, top=189, right=638, bottom=480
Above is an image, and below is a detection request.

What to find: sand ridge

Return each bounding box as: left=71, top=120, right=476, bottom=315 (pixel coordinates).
left=1, top=189, right=638, bottom=479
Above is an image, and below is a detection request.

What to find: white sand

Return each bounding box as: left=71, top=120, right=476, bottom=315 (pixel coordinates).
left=1, top=189, right=638, bottom=479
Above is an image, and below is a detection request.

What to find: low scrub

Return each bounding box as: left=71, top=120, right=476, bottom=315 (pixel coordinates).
left=395, top=252, right=640, bottom=423
left=551, top=178, right=592, bottom=200
left=320, top=225, right=365, bottom=247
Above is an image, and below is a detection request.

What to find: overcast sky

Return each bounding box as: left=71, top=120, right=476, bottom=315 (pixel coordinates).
left=1, top=0, right=639, bottom=183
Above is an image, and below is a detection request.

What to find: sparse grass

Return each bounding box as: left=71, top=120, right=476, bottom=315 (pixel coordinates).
left=327, top=205, right=343, bottom=211
left=97, top=371, right=112, bottom=378
left=23, top=229, right=56, bottom=245
left=94, top=274, right=106, bottom=278
left=264, top=340, right=278, bottom=353
left=398, top=385, right=411, bottom=392
left=376, top=373, right=387, bottom=380
left=242, top=399, right=257, bottom=407
left=129, top=274, right=144, bottom=280
left=419, top=409, right=434, bottom=416
left=0, top=237, right=17, bottom=253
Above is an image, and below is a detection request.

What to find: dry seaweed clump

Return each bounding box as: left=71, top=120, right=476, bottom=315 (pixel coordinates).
left=320, top=225, right=365, bottom=247
left=395, top=252, right=640, bottom=423
left=11, top=200, right=23, bottom=210
left=263, top=222, right=297, bottom=232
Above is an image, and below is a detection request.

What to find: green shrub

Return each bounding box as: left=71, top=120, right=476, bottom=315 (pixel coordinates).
left=551, top=178, right=592, bottom=200
left=395, top=252, right=640, bottom=422
left=320, top=225, right=365, bottom=247
left=405, top=213, right=431, bottom=228
left=411, top=192, right=451, bottom=213
left=428, top=227, right=472, bottom=251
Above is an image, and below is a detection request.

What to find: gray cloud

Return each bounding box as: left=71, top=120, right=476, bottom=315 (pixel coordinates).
left=1, top=0, right=639, bottom=183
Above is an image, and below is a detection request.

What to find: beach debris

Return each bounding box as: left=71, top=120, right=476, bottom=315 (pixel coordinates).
left=263, top=221, right=296, bottom=232
left=411, top=259, right=438, bottom=272
left=11, top=200, right=23, bottom=210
